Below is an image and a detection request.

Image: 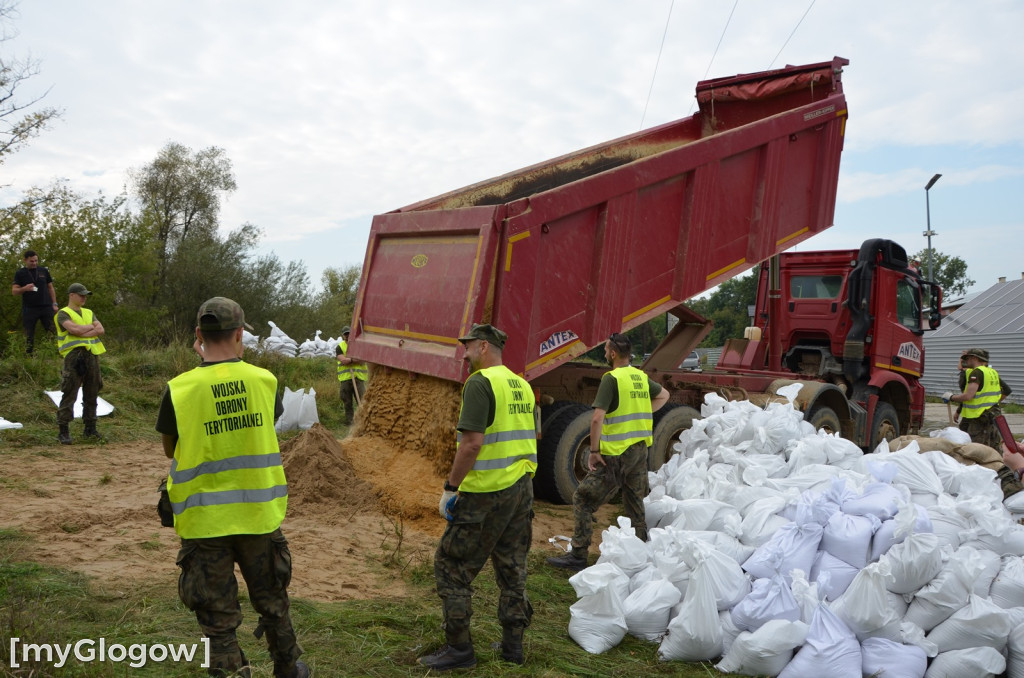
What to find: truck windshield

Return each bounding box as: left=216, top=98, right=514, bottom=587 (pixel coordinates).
left=897, top=279, right=921, bottom=330
left=790, top=275, right=843, bottom=299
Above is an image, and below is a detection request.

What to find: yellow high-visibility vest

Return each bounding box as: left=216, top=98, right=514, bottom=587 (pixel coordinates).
left=337, top=340, right=368, bottom=382
left=962, top=366, right=1002, bottom=419
left=55, top=307, right=106, bottom=357
left=600, top=366, right=654, bottom=456
left=458, top=365, right=537, bottom=493
left=166, top=360, right=287, bottom=538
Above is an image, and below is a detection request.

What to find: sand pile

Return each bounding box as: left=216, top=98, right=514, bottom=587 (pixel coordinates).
left=281, top=423, right=378, bottom=521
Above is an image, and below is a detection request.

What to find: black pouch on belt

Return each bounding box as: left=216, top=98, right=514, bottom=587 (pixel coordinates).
left=157, top=479, right=174, bottom=527
left=74, top=350, right=88, bottom=377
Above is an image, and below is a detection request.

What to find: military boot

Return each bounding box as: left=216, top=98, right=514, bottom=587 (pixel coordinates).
left=58, top=424, right=72, bottom=445
left=273, top=660, right=309, bottom=678
left=418, top=643, right=476, bottom=671
left=546, top=549, right=587, bottom=572
left=83, top=424, right=105, bottom=442
left=491, top=626, right=525, bottom=665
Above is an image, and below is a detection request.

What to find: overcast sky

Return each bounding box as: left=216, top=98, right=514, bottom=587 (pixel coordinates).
left=3, top=1, right=1023, bottom=299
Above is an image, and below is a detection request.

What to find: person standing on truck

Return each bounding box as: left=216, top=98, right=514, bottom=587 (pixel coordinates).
left=11, top=249, right=60, bottom=355
left=944, top=347, right=1011, bottom=449
left=547, top=332, right=669, bottom=572
left=55, top=283, right=106, bottom=445
left=420, top=323, right=538, bottom=671
left=157, top=297, right=308, bottom=678
left=335, top=325, right=367, bottom=426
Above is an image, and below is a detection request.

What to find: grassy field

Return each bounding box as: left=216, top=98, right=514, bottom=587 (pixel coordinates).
left=1, top=344, right=738, bottom=677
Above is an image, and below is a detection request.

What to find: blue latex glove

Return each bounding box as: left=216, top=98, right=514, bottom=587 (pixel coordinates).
left=439, top=489, right=458, bottom=521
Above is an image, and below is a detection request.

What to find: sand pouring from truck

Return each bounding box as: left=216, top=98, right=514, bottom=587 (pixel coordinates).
left=346, top=57, right=944, bottom=504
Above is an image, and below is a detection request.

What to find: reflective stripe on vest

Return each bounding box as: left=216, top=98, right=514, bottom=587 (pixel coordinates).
left=600, top=366, right=653, bottom=456
left=961, top=366, right=1002, bottom=419
left=458, top=365, right=537, bottom=493
left=166, top=360, right=287, bottom=538
left=55, top=306, right=106, bottom=357
left=337, top=340, right=368, bottom=382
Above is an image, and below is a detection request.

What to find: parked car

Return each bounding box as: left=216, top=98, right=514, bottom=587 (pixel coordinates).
left=680, top=350, right=700, bottom=370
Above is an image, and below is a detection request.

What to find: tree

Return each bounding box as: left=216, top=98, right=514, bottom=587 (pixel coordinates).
left=688, top=268, right=759, bottom=347
left=314, top=265, right=361, bottom=337
left=911, top=248, right=974, bottom=297
left=128, top=142, right=237, bottom=300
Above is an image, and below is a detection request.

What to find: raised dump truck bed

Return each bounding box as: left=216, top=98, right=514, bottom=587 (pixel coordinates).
left=350, top=57, right=849, bottom=384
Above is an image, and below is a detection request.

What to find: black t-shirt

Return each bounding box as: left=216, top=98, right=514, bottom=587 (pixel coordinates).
left=13, top=266, right=54, bottom=307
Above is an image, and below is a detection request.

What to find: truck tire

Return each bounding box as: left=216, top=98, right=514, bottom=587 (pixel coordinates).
left=549, top=409, right=595, bottom=505
left=536, top=403, right=589, bottom=503
left=808, top=406, right=841, bottom=435
left=649, top=405, right=701, bottom=471
left=869, top=402, right=900, bottom=451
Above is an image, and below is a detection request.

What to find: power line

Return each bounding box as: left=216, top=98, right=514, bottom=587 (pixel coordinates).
left=640, top=0, right=675, bottom=130
left=768, top=0, right=816, bottom=69
left=689, top=0, right=739, bottom=115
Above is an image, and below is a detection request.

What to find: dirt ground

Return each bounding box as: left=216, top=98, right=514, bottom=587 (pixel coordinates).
left=0, top=425, right=605, bottom=603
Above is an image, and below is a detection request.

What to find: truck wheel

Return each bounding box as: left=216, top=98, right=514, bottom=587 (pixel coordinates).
left=536, top=404, right=589, bottom=503
left=808, top=406, right=841, bottom=435
left=870, top=402, right=900, bottom=451
left=649, top=405, right=700, bottom=471
left=550, top=410, right=595, bottom=505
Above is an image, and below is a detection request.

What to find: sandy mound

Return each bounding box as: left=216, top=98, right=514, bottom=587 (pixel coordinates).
left=281, top=423, right=378, bottom=520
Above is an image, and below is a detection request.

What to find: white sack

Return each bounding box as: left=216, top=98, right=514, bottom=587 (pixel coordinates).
left=657, top=560, right=722, bottom=661
left=776, top=604, right=861, bottom=678
left=623, top=576, right=681, bottom=641
left=274, top=386, right=302, bottom=433
left=0, top=416, right=23, bottom=430
left=829, top=560, right=902, bottom=641
left=595, top=517, right=650, bottom=576
left=989, top=556, right=1024, bottom=608
left=730, top=575, right=800, bottom=632
left=820, top=510, right=879, bottom=569
left=925, top=594, right=1012, bottom=653
left=842, top=481, right=903, bottom=520
left=568, top=587, right=627, bottom=655
left=297, top=387, right=319, bottom=430
left=809, top=550, right=859, bottom=601
left=715, top=619, right=808, bottom=677
left=871, top=503, right=934, bottom=562
left=861, top=637, right=928, bottom=678
left=930, top=426, right=972, bottom=445
left=904, top=546, right=986, bottom=631
left=44, top=390, right=114, bottom=418
left=924, top=646, right=1006, bottom=678
left=1007, top=622, right=1024, bottom=678
left=743, top=521, right=823, bottom=582
left=678, top=537, right=750, bottom=611
left=569, top=562, right=630, bottom=600
left=882, top=532, right=945, bottom=595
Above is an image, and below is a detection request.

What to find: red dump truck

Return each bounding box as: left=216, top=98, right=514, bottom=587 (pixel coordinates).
left=349, top=56, right=943, bottom=502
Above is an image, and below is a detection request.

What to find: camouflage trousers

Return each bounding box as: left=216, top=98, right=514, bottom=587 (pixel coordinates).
left=434, top=473, right=534, bottom=646
left=176, top=529, right=302, bottom=677
left=57, top=348, right=103, bottom=427
left=571, top=441, right=649, bottom=554
left=338, top=378, right=365, bottom=425
left=960, top=407, right=1002, bottom=450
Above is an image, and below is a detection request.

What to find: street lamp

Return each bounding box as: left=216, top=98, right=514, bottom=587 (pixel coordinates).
left=923, top=173, right=942, bottom=280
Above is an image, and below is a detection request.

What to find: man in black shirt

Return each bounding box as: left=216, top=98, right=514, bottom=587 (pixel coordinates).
left=11, top=250, right=59, bottom=355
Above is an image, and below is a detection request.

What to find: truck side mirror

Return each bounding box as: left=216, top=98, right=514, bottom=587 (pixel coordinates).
left=928, top=312, right=942, bottom=330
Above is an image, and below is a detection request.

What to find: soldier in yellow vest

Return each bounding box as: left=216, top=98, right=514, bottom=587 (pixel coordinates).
left=156, top=297, right=308, bottom=678
left=944, top=347, right=1011, bottom=450
left=419, top=324, right=539, bottom=671
left=548, top=332, right=669, bottom=572
left=335, top=326, right=367, bottom=426
left=54, top=283, right=106, bottom=445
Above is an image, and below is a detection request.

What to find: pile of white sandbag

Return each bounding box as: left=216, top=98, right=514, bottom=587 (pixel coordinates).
left=297, top=330, right=339, bottom=359
left=243, top=322, right=340, bottom=360
left=566, top=385, right=1024, bottom=678
left=260, top=321, right=299, bottom=357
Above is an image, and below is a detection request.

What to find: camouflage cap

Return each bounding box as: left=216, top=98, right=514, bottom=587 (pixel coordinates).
left=197, top=297, right=254, bottom=332
left=67, top=283, right=92, bottom=296
left=458, top=323, right=507, bottom=349
left=342, top=326, right=351, bottom=335
left=964, top=347, right=989, bottom=362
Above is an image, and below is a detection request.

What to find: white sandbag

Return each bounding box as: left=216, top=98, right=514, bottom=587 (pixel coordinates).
left=842, top=481, right=903, bottom=520
left=730, top=575, right=801, bottom=632
left=776, top=604, right=861, bottom=678
left=1007, top=622, right=1024, bottom=678
left=930, top=426, right=972, bottom=445
left=743, top=521, right=823, bottom=582
left=568, top=561, right=630, bottom=600
left=924, top=646, right=1006, bottom=677
left=595, top=517, right=650, bottom=576
left=627, top=564, right=661, bottom=593
left=885, top=447, right=946, bottom=496
left=861, top=637, right=928, bottom=678
left=657, top=559, right=722, bottom=661
left=790, top=570, right=822, bottom=624
left=682, top=530, right=755, bottom=564
left=715, top=619, right=808, bottom=676
left=810, top=550, right=859, bottom=601
left=926, top=504, right=970, bottom=550
left=962, top=522, right=1024, bottom=557
left=989, top=556, right=1024, bottom=608
left=568, top=587, right=628, bottom=655
left=923, top=450, right=965, bottom=495
left=678, top=537, right=750, bottom=610
left=644, top=486, right=679, bottom=528
left=969, top=544, right=1003, bottom=597
left=718, top=608, right=743, bottom=657
left=829, top=560, right=902, bottom=641
left=0, top=416, right=23, bottom=430
left=297, top=387, right=319, bottom=429
left=925, top=594, right=1012, bottom=653
left=820, top=510, right=879, bottom=569
left=871, top=503, right=934, bottom=562
left=666, top=499, right=739, bottom=533
left=882, top=532, right=945, bottom=595
left=955, top=464, right=1005, bottom=506
left=739, top=498, right=791, bottom=547
left=904, top=546, right=986, bottom=631
left=623, top=576, right=681, bottom=641
left=274, top=386, right=302, bottom=433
